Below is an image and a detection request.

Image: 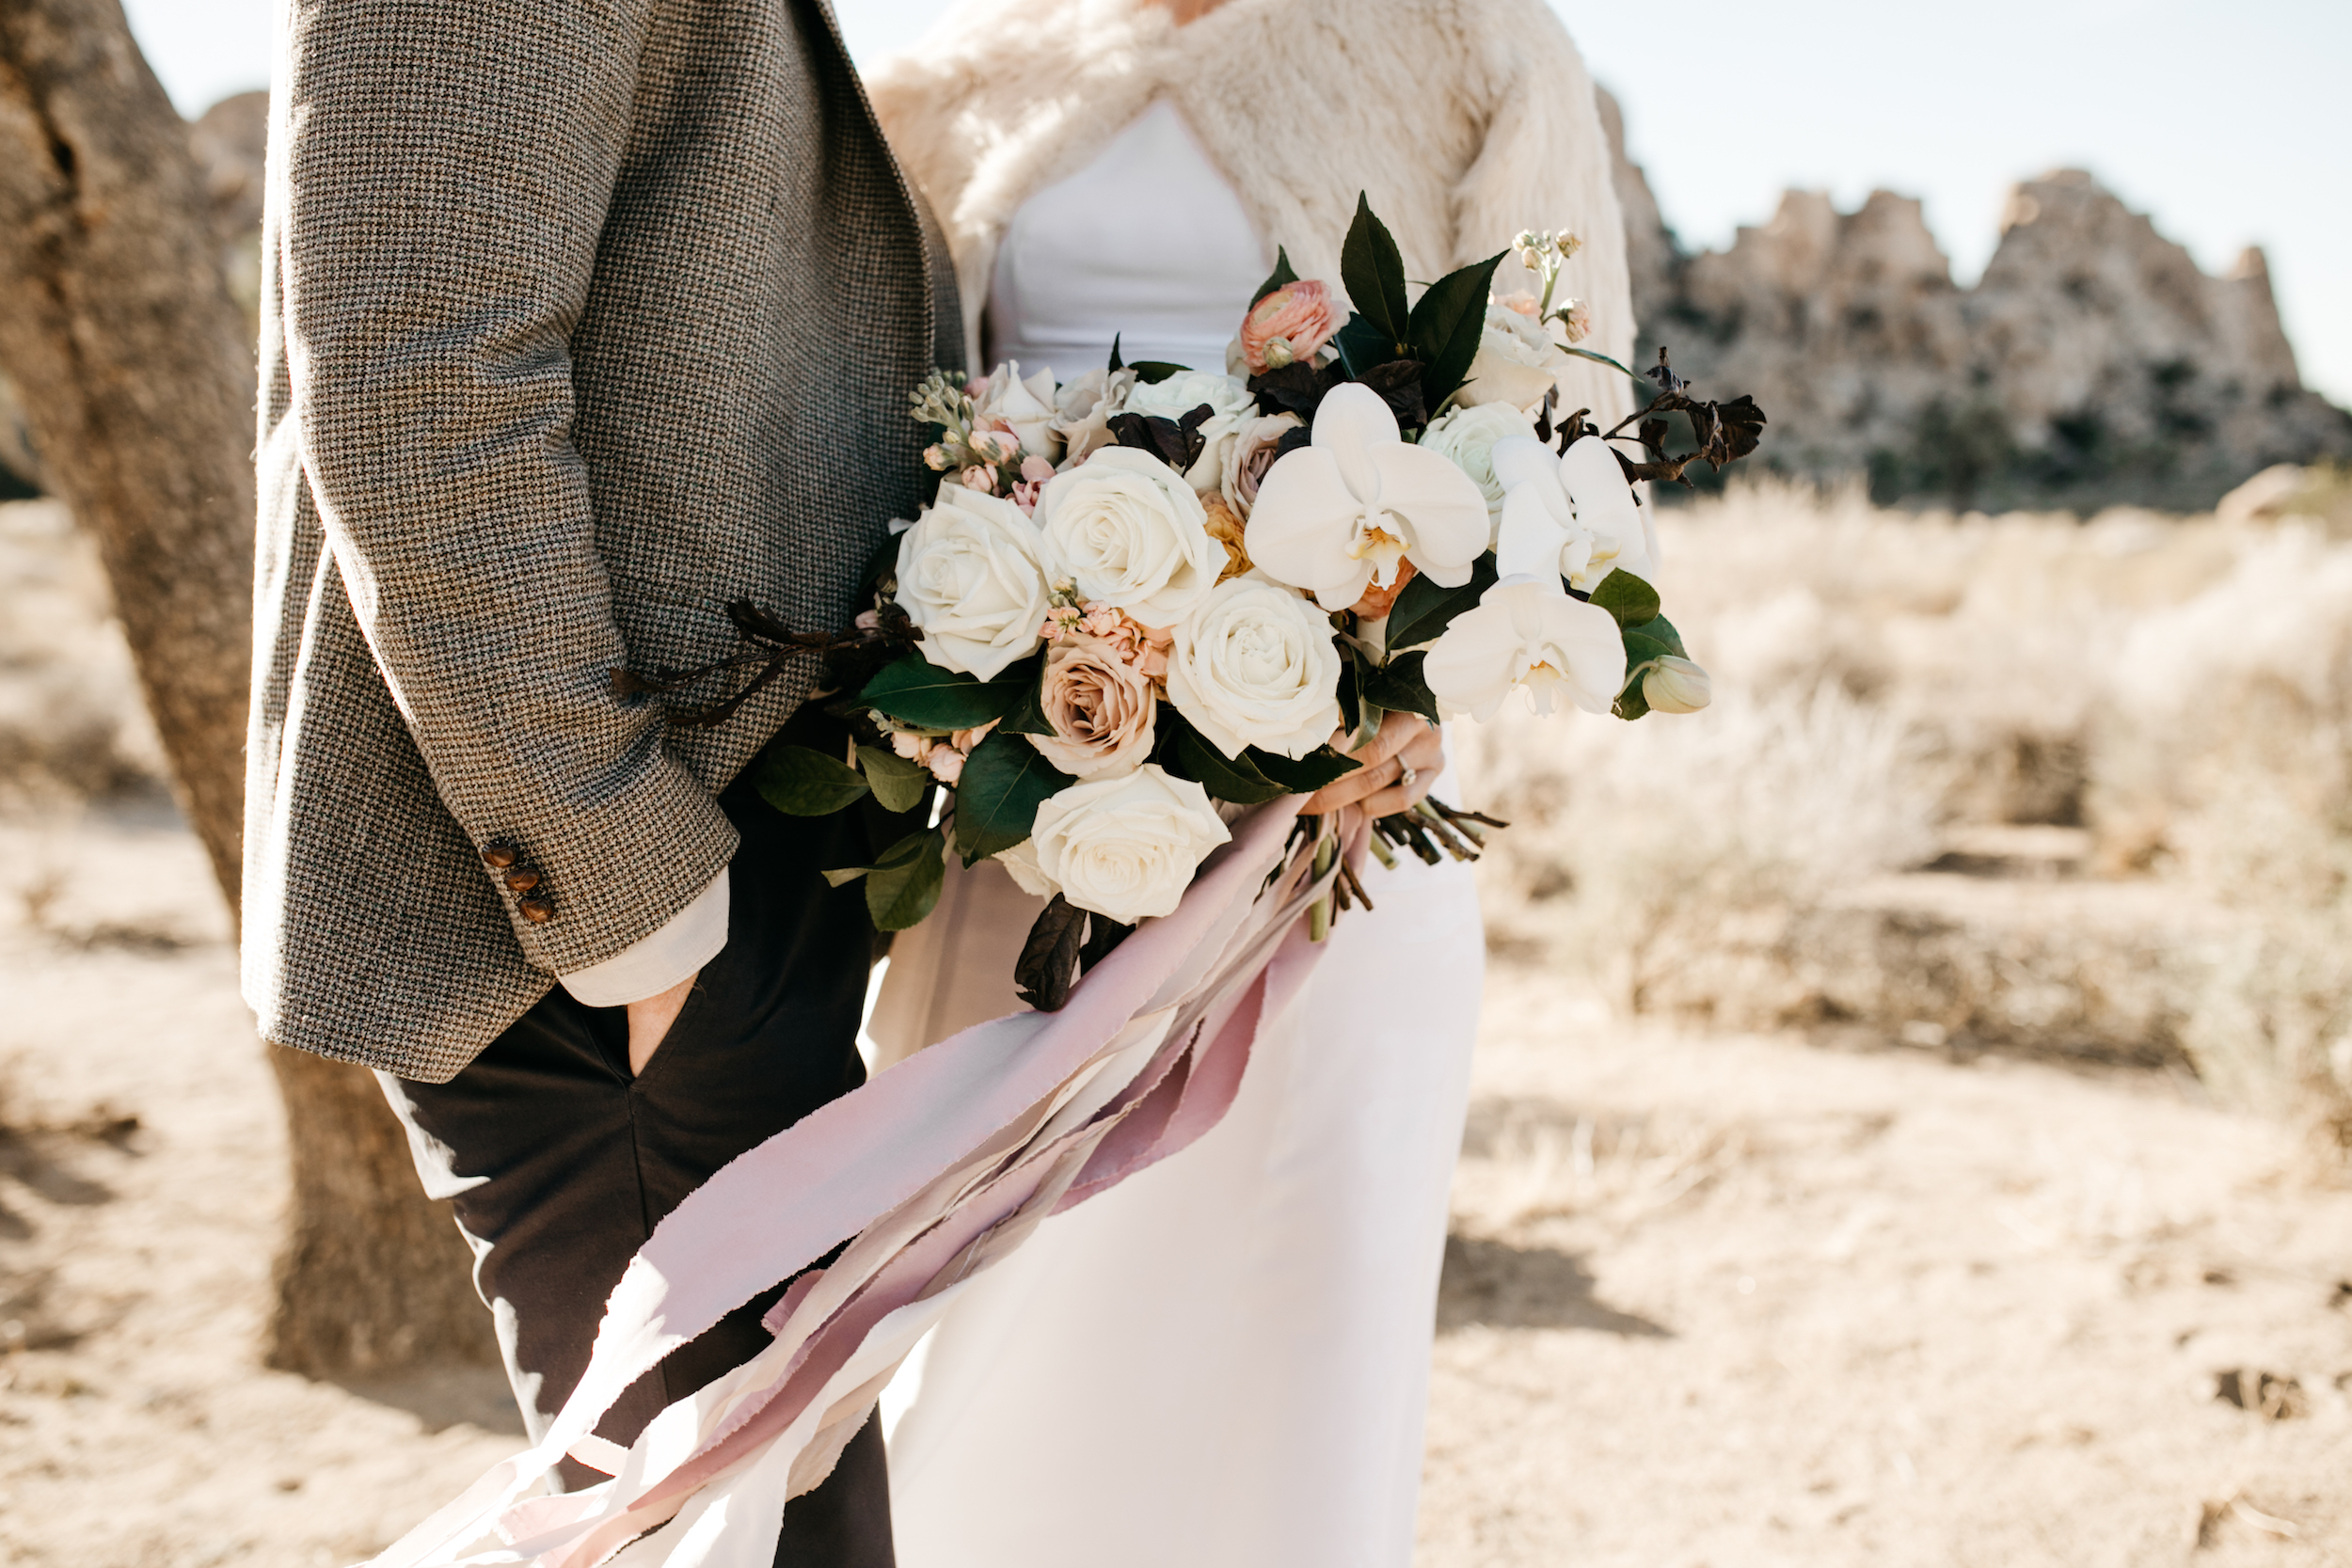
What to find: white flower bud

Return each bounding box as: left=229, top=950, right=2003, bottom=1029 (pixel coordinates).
left=1643, top=655, right=1712, bottom=714
left=1554, top=230, right=1581, bottom=259
left=1515, top=245, right=1542, bottom=273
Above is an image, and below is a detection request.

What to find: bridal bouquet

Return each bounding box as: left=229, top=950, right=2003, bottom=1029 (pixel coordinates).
left=660, top=198, right=1765, bottom=1006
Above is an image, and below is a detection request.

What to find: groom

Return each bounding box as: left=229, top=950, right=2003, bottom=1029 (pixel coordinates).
left=243, top=0, right=958, bottom=1558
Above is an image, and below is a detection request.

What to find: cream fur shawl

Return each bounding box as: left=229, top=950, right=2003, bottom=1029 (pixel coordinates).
left=868, top=0, right=1635, bottom=428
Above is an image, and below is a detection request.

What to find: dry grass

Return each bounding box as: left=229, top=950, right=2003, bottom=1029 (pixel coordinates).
left=1462, top=472, right=2352, bottom=1144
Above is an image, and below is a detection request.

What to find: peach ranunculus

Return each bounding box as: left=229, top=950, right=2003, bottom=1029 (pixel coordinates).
left=1238, top=279, right=1337, bottom=374
left=1029, top=639, right=1158, bottom=779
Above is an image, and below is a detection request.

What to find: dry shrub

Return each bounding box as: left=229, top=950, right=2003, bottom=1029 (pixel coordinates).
left=1466, top=478, right=2352, bottom=1132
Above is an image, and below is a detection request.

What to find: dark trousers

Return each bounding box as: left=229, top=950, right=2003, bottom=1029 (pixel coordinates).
left=384, top=768, right=894, bottom=1566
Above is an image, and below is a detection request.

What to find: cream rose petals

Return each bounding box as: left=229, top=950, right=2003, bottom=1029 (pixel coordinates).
left=1165, top=577, right=1345, bottom=761
left=1030, top=765, right=1232, bottom=925
left=1034, top=448, right=1220, bottom=627
left=893, top=485, right=1052, bottom=680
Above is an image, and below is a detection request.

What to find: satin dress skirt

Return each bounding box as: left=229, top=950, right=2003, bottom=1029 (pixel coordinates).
left=866, top=782, right=1485, bottom=1568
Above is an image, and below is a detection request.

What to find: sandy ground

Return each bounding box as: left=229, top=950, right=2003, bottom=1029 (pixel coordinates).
left=3, top=807, right=2349, bottom=1566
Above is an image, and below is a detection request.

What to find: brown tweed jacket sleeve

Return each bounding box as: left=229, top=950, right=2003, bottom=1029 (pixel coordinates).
left=245, top=0, right=947, bottom=1080
left=277, top=0, right=731, bottom=979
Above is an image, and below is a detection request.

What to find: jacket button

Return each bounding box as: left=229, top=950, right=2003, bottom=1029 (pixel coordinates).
left=481, top=841, right=519, bottom=869
left=518, top=894, right=555, bottom=924
left=502, top=866, right=541, bottom=894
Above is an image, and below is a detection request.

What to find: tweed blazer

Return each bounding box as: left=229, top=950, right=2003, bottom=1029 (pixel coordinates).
left=244, top=0, right=960, bottom=1082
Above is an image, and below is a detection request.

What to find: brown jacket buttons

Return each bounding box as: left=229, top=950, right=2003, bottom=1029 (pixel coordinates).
left=481, top=841, right=519, bottom=869
left=517, top=894, right=555, bottom=924
left=502, top=867, right=541, bottom=894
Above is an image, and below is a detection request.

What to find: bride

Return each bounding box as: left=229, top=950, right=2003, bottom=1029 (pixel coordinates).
left=864, top=1, right=1633, bottom=1561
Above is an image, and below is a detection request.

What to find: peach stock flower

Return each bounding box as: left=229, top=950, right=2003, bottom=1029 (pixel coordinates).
left=1238, top=280, right=1336, bottom=374
left=1029, top=639, right=1158, bottom=779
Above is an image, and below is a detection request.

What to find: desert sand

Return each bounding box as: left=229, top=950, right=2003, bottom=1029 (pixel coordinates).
left=4, top=802, right=2348, bottom=1566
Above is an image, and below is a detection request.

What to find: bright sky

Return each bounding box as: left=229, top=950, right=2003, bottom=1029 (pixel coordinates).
left=125, top=0, right=2352, bottom=404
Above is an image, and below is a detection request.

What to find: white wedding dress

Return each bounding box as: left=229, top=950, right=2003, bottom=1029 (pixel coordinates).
left=868, top=101, right=1486, bottom=1568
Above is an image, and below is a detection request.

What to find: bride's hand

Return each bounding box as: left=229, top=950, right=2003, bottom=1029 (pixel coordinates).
left=1299, top=710, right=1444, bottom=818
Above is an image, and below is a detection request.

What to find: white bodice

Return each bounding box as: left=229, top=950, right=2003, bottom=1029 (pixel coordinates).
left=983, top=100, right=1267, bottom=382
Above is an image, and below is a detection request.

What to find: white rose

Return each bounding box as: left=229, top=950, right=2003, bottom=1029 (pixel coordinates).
left=1165, top=577, right=1344, bottom=760
left=1050, top=366, right=1137, bottom=468
left=1034, top=447, right=1220, bottom=627
left=893, top=486, right=1051, bottom=681
left=1419, top=401, right=1535, bottom=542
left=972, top=361, right=1063, bottom=464
left=993, top=836, right=1061, bottom=899
left=1122, top=370, right=1258, bottom=487
left=1030, top=764, right=1233, bottom=925
left=1453, top=304, right=1568, bottom=412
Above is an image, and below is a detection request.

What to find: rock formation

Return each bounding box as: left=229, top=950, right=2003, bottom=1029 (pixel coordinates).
left=1597, top=90, right=2352, bottom=510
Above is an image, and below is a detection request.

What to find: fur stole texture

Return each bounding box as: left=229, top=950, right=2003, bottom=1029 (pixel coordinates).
left=868, top=0, right=1635, bottom=428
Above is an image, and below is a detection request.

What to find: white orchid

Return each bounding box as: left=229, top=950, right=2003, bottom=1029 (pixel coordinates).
left=1489, top=434, right=1661, bottom=594
left=1422, top=577, right=1627, bottom=721
left=1244, top=383, right=1491, bottom=612
left=1640, top=654, right=1712, bottom=713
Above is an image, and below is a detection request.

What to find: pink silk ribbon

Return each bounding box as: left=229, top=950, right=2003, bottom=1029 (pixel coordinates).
left=365, top=799, right=1354, bottom=1568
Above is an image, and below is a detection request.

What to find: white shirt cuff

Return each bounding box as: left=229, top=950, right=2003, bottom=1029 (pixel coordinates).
left=557, top=868, right=730, bottom=1007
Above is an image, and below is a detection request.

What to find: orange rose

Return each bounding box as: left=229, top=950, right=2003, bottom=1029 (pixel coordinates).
left=1238, top=280, right=1337, bottom=374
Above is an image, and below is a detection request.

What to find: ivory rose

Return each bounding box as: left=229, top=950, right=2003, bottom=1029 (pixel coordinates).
left=1238, top=279, right=1336, bottom=373
left=971, top=361, right=1062, bottom=463
left=1219, top=411, right=1303, bottom=519
left=993, top=835, right=1060, bottom=899
left=1424, top=578, right=1625, bottom=721
left=1165, top=577, right=1344, bottom=761
left=1034, top=448, right=1220, bottom=627
left=1244, top=383, right=1491, bottom=611
left=1419, top=401, right=1535, bottom=539
left=1029, top=639, right=1158, bottom=779
left=1050, top=366, right=1137, bottom=468
left=893, top=485, right=1051, bottom=681
left=1453, top=302, right=1568, bottom=412
left=1490, top=434, right=1660, bottom=592
left=1122, top=370, right=1258, bottom=486
left=1030, top=764, right=1233, bottom=925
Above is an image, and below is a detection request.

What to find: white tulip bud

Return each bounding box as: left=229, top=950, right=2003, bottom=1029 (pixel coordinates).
left=1643, top=655, right=1712, bottom=714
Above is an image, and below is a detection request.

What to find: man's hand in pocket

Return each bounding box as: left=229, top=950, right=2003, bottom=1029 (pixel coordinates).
left=627, top=970, right=699, bottom=1076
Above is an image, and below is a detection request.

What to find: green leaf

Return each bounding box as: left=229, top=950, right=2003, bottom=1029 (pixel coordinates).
left=755, top=744, right=870, bottom=816
left=1249, top=246, right=1301, bottom=308
left=1361, top=650, right=1440, bottom=721
left=1335, top=645, right=1362, bottom=736
left=1588, top=569, right=1662, bottom=632
left=1340, top=193, right=1410, bottom=349
left=1248, top=744, right=1361, bottom=794
left=1128, top=360, right=1192, bottom=385
left=1563, top=344, right=1646, bottom=384
left=994, top=657, right=1056, bottom=737
left=1407, top=249, right=1506, bottom=412
left=1612, top=681, right=1652, bottom=722
left=859, top=655, right=1029, bottom=731
left=819, top=827, right=936, bottom=887
left=1175, top=726, right=1290, bottom=805
left=1331, top=314, right=1399, bottom=379
left=1385, top=553, right=1499, bottom=651
left=1621, top=613, right=1688, bottom=664
left=952, top=730, right=1065, bottom=863
left=866, top=829, right=946, bottom=931
left=855, top=745, right=930, bottom=815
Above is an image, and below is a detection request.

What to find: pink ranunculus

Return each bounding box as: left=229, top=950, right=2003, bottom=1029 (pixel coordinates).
left=1011, top=479, right=1045, bottom=515
left=960, top=466, right=996, bottom=494
left=1028, top=639, right=1158, bottom=779
left=1238, top=279, right=1337, bottom=375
